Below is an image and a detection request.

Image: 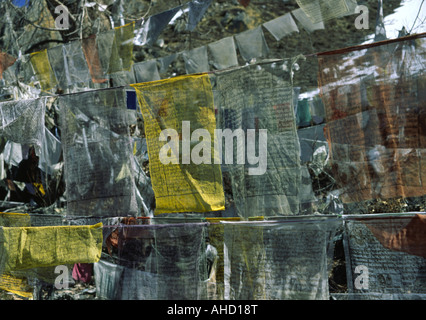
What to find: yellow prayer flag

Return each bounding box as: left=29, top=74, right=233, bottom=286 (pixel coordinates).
left=0, top=272, right=33, bottom=299
left=0, top=223, right=103, bottom=272
left=109, top=22, right=135, bottom=73
left=131, top=74, right=225, bottom=214
left=30, top=49, right=57, bottom=91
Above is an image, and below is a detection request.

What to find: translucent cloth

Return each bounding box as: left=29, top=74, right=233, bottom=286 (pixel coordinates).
left=158, top=53, right=178, bottom=74
left=29, top=214, right=64, bottom=227
left=131, top=74, right=225, bottom=215
left=296, top=0, right=350, bottom=24
left=109, top=22, right=135, bottom=73
left=94, top=259, right=124, bottom=300
left=263, top=13, right=299, bottom=41
left=29, top=49, right=57, bottom=91
left=109, top=70, right=135, bottom=87
left=212, top=60, right=302, bottom=218
left=222, top=217, right=340, bottom=300
left=186, top=0, right=213, bottom=32
left=58, top=88, right=138, bottom=217
left=133, top=60, right=161, bottom=83
left=207, top=37, right=239, bottom=70
left=0, top=97, right=46, bottom=155
left=234, top=26, right=269, bottom=62
left=47, top=42, right=91, bottom=90
left=182, top=46, right=210, bottom=74
left=0, top=51, right=16, bottom=80
left=343, top=213, right=426, bottom=299
left=96, top=30, right=116, bottom=77
left=206, top=217, right=241, bottom=300
left=98, top=222, right=209, bottom=299
left=82, top=34, right=109, bottom=84
left=0, top=223, right=103, bottom=273
left=318, top=34, right=426, bottom=203
left=135, top=6, right=182, bottom=47
left=291, top=8, right=324, bottom=33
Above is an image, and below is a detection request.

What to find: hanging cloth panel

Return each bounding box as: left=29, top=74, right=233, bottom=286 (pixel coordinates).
left=48, top=42, right=92, bottom=89
left=318, top=34, right=426, bottom=204
left=207, top=37, right=239, bottom=70
left=63, top=40, right=92, bottom=86
left=96, top=29, right=116, bottom=78
left=291, top=8, right=324, bottom=33
left=135, top=6, right=182, bottom=47
left=0, top=97, right=46, bottom=155
left=182, top=46, right=210, bottom=74
left=234, top=26, right=269, bottom=62
left=112, top=223, right=208, bottom=299
left=222, top=217, right=340, bottom=300
left=109, top=22, right=135, bottom=74
left=82, top=34, right=109, bottom=84
left=94, top=259, right=125, bottom=300
left=0, top=223, right=103, bottom=273
left=212, top=60, right=301, bottom=218
left=58, top=88, right=138, bottom=217
left=0, top=51, right=16, bottom=80
left=263, top=13, right=299, bottom=41
left=206, top=217, right=241, bottom=300
left=47, top=45, right=68, bottom=89
left=296, top=0, right=350, bottom=23
left=30, top=49, right=57, bottom=91
left=158, top=53, right=178, bottom=75
left=0, top=272, right=33, bottom=299
left=131, top=74, right=225, bottom=215
left=0, top=212, right=32, bottom=299
left=133, top=59, right=161, bottom=83
left=186, top=0, right=213, bottom=31
left=343, top=213, right=426, bottom=299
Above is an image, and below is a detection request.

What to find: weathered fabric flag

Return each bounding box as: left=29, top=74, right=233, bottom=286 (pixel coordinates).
left=135, top=6, right=182, bottom=47
left=0, top=97, right=47, bottom=155
left=222, top=217, right=340, bottom=299
left=0, top=51, right=16, bottom=80
left=212, top=60, right=302, bottom=218
left=96, top=222, right=209, bottom=299
left=133, top=59, right=161, bottom=83
left=234, top=26, right=269, bottom=62
left=48, top=42, right=91, bottom=89
left=58, top=88, right=138, bottom=217
left=0, top=223, right=103, bottom=272
left=30, top=49, right=57, bottom=91
left=296, top=0, right=350, bottom=23
left=206, top=217, right=241, bottom=300
left=186, top=0, right=213, bottom=31
left=96, top=30, right=116, bottom=77
left=109, top=22, right=135, bottom=73
left=343, top=213, right=426, bottom=299
left=131, top=74, right=225, bottom=215
left=82, top=34, right=109, bottom=84
left=0, top=212, right=33, bottom=299
left=319, top=34, right=426, bottom=203
left=182, top=46, right=209, bottom=74
left=291, top=8, right=324, bottom=33
left=263, top=13, right=299, bottom=41
left=207, top=37, right=239, bottom=70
